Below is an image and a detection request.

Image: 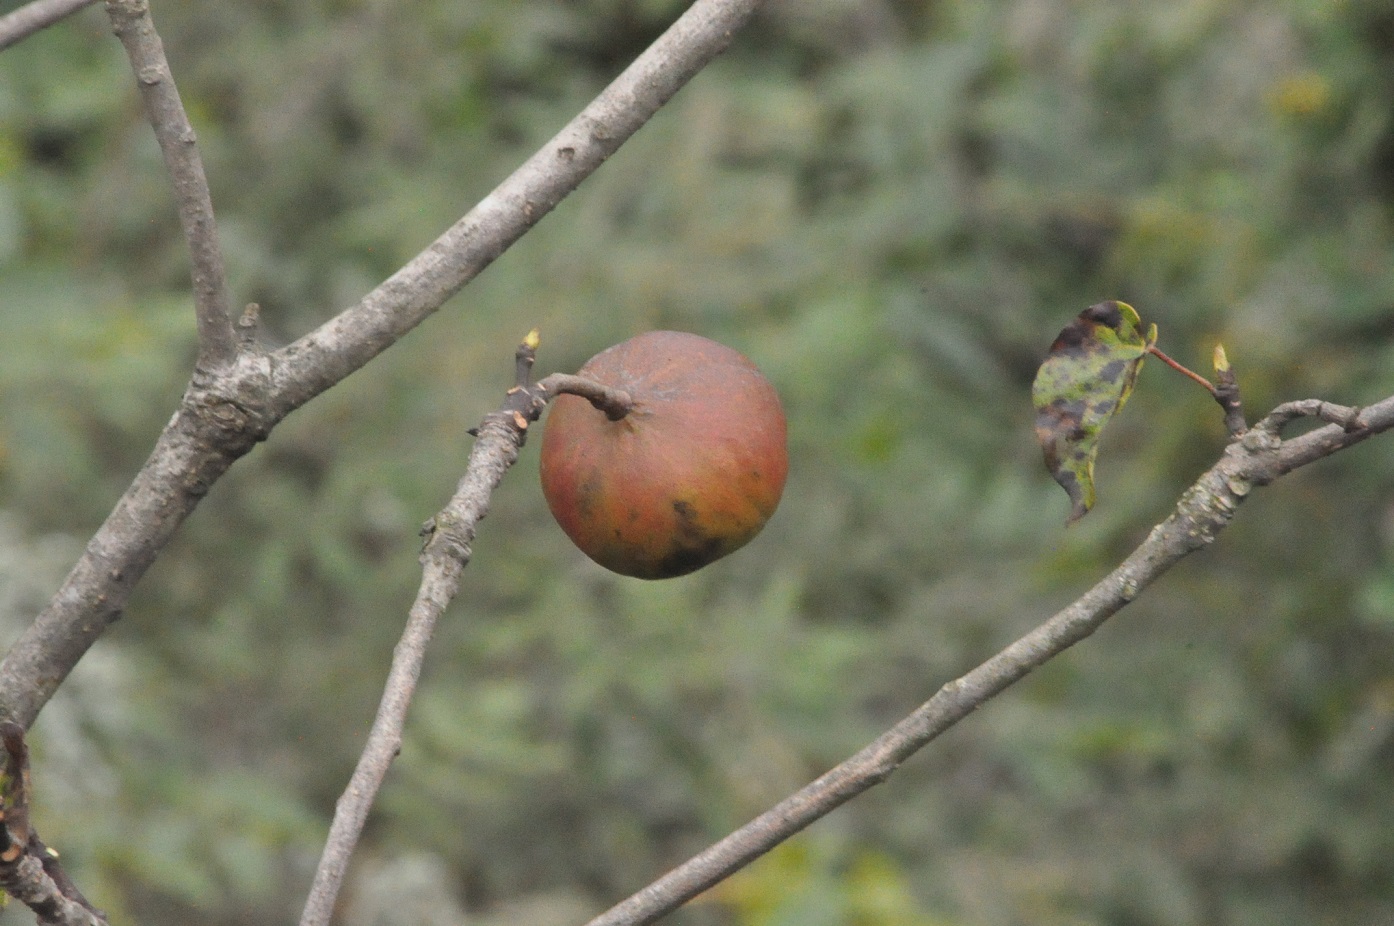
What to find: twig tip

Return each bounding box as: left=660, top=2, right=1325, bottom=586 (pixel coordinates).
left=1213, top=343, right=1230, bottom=375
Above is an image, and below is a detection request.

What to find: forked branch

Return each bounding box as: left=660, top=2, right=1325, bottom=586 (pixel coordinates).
left=0, top=0, right=767, bottom=739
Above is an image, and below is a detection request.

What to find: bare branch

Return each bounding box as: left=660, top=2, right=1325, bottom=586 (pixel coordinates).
left=296, top=568, right=457, bottom=926
left=267, top=0, right=767, bottom=411
left=1253, top=398, right=1365, bottom=437
left=0, top=354, right=276, bottom=729
left=0, top=851, right=107, bottom=926
left=0, top=0, right=97, bottom=51
left=0, top=0, right=763, bottom=731
left=581, top=389, right=1394, bottom=926
left=298, top=334, right=553, bottom=926
left=106, top=0, right=236, bottom=369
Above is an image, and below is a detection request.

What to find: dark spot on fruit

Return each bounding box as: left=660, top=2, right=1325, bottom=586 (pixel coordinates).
left=648, top=500, right=725, bottom=577
left=655, top=536, right=725, bottom=578
left=671, top=500, right=711, bottom=546
left=574, top=476, right=601, bottom=520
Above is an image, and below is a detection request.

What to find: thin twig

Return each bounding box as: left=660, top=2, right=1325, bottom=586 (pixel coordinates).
left=0, top=0, right=97, bottom=51
left=580, top=389, right=1394, bottom=926
left=1151, top=342, right=1248, bottom=436
left=106, top=0, right=236, bottom=369
left=296, top=577, right=454, bottom=926
left=299, top=335, right=635, bottom=926
left=299, top=334, right=555, bottom=926
left=1147, top=344, right=1214, bottom=392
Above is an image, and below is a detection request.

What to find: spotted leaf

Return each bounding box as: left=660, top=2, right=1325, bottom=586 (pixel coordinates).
left=1032, top=301, right=1157, bottom=524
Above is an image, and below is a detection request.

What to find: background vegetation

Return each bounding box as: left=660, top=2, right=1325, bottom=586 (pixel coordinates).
left=2, top=0, right=1394, bottom=923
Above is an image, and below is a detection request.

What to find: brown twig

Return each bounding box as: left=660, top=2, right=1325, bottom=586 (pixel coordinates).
left=106, top=0, right=236, bottom=370
left=580, top=389, right=1394, bottom=926
left=1147, top=344, right=1214, bottom=392
left=0, top=0, right=98, bottom=51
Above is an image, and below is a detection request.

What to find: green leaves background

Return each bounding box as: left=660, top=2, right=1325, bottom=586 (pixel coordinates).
left=1, top=2, right=1394, bottom=925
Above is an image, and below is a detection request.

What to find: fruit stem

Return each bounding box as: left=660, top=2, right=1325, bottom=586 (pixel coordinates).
left=538, top=373, right=635, bottom=421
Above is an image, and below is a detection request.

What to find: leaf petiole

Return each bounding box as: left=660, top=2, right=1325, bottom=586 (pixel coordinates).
left=1147, top=344, right=1215, bottom=393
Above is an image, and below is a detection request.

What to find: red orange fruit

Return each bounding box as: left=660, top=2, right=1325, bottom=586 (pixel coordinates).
left=540, top=331, right=788, bottom=579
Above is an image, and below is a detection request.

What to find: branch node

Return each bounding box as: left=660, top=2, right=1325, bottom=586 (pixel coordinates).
left=1211, top=344, right=1247, bottom=437
left=1336, top=403, right=1366, bottom=432
left=1120, top=576, right=1140, bottom=601
left=1240, top=427, right=1281, bottom=453
left=237, top=303, right=263, bottom=352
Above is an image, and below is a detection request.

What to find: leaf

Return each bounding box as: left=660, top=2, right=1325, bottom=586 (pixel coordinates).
left=1032, top=301, right=1157, bottom=524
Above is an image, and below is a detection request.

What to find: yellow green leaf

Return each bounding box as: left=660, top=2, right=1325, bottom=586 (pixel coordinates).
left=1032, top=301, right=1155, bottom=524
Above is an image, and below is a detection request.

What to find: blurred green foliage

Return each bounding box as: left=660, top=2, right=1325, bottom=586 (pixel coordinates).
left=2, top=0, right=1394, bottom=923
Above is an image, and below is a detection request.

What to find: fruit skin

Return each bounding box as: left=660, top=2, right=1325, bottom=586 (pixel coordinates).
left=540, top=331, right=788, bottom=579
